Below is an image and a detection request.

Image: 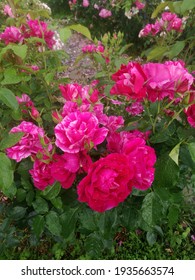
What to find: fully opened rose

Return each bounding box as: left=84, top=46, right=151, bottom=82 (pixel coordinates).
left=77, top=153, right=133, bottom=212
left=54, top=111, right=108, bottom=153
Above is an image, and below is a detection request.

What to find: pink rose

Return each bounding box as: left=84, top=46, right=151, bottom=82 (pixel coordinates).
left=77, top=153, right=133, bottom=212
left=122, top=138, right=156, bottom=191
left=25, top=20, right=55, bottom=49
left=0, top=26, right=24, bottom=45
left=135, top=0, right=145, bottom=10
left=54, top=111, right=108, bottom=153
left=143, top=61, right=193, bottom=102
left=110, top=62, right=147, bottom=100
left=99, top=9, right=112, bottom=18
left=82, top=0, right=89, bottom=7
left=3, top=5, right=14, bottom=18
left=6, top=121, right=51, bottom=162
left=50, top=154, right=77, bottom=189
left=185, top=104, right=195, bottom=128
left=29, top=158, right=55, bottom=190
left=59, top=83, right=82, bottom=101
left=126, top=101, right=144, bottom=116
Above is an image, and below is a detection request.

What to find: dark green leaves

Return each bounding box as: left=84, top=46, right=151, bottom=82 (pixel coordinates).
left=0, top=153, right=14, bottom=197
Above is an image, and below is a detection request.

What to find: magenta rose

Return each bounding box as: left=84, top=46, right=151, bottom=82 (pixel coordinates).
left=0, top=26, right=24, bottom=45
left=6, top=121, right=51, bottom=162
left=29, top=158, right=55, bottom=190
left=122, top=138, right=156, bottom=191
left=143, top=61, right=194, bottom=102
left=54, top=111, right=108, bottom=153
left=110, top=62, right=147, bottom=100
left=50, top=154, right=77, bottom=189
left=77, top=153, right=133, bottom=212
left=59, top=83, right=82, bottom=101
left=185, top=104, right=195, bottom=128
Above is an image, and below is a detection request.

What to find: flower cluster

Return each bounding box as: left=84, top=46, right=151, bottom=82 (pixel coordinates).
left=139, top=12, right=185, bottom=37
left=0, top=19, right=55, bottom=49
left=6, top=79, right=157, bottom=212
left=110, top=60, right=194, bottom=102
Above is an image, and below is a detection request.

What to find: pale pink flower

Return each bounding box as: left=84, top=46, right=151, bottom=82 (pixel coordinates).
left=54, top=111, right=108, bottom=153
left=99, top=9, right=112, bottom=18
left=82, top=0, right=89, bottom=7
left=6, top=121, right=51, bottom=162
left=3, top=5, right=14, bottom=18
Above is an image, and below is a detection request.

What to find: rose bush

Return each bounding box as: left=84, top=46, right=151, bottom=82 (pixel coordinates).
left=0, top=0, right=195, bottom=259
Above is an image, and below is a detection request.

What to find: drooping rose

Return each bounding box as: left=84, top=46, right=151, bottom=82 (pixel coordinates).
left=77, top=153, right=133, bottom=212
left=54, top=111, right=108, bottom=153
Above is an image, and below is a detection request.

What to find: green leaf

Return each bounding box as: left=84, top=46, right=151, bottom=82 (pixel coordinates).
left=147, top=46, right=168, bottom=61
left=181, top=0, right=195, bottom=13
left=69, top=24, right=92, bottom=40
left=168, top=205, right=180, bottom=227
left=97, top=209, right=119, bottom=239
left=188, top=142, right=195, bottom=162
left=169, top=142, right=181, bottom=165
left=32, top=197, right=49, bottom=214
left=0, top=132, right=24, bottom=150
left=146, top=231, right=157, bottom=246
left=1, top=68, right=22, bottom=85
left=151, top=2, right=171, bottom=18
left=149, top=122, right=176, bottom=144
left=10, top=45, right=27, bottom=60
left=41, top=182, right=61, bottom=200
left=58, top=27, right=72, bottom=43
left=84, top=233, right=104, bottom=259
left=60, top=206, right=80, bottom=239
left=0, top=153, right=14, bottom=196
left=141, top=192, right=163, bottom=228
left=32, top=215, right=44, bottom=238
left=153, top=154, right=180, bottom=188
left=46, top=211, right=62, bottom=236
left=168, top=41, right=185, bottom=59
left=8, top=206, right=26, bottom=221
left=0, top=88, right=19, bottom=110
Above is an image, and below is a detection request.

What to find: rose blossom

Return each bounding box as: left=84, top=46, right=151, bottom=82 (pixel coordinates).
left=185, top=104, right=195, bottom=128
left=82, top=0, right=89, bottom=7
left=122, top=137, right=156, bottom=190
left=54, top=111, right=108, bottom=153
left=3, top=5, right=14, bottom=18
left=59, top=83, right=82, bottom=101
left=126, top=101, right=144, bottom=116
left=0, top=26, right=24, bottom=45
left=110, top=62, right=147, bottom=100
left=6, top=121, right=51, bottom=162
left=50, top=154, right=77, bottom=189
left=29, top=158, right=55, bottom=190
left=25, top=20, right=55, bottom=49
left=99, top=9, right=112, bottom=18
left=135, top=0, right=145, bottom=10
left=143, top=61, right=194, bottom=102
left=77, top=153, right=133, bottom=212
